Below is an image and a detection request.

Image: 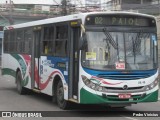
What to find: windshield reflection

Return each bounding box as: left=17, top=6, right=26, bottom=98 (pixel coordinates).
left=82, top=31, right=157, bottom=70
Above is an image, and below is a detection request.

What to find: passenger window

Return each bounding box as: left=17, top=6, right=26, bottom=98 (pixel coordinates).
left=10, top=31, right=15, bottom=52
left=16, top=30, right=24, bottom=53
left=55, top=25, right=68, bottom=57
left=4, top=31, right=10, bottom=53
left=24, top=29, right=32, bottom=54
left=42, top=26, right=54, bottom=55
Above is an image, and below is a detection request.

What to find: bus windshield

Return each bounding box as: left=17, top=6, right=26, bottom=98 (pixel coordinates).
left=81, top=31, right=157, bottom=71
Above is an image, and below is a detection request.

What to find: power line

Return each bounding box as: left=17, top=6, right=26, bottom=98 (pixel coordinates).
left=0, top=11, right=9, bottom=25
left=52, top=0, right=61, bottom=6
left=75, top=0, right=90, bottom=12
left=69, top=1, right=160, bottom=13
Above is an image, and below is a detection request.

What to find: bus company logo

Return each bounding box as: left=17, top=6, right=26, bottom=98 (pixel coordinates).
left=123, top=85, right=128, bottom=90
left=2, top=112, right=11, bottom=117
left=42, top=60, right=54, bottom=67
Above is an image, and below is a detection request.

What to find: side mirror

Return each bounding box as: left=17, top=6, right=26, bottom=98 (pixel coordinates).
left=79, top=33, right=87, bottom=50
left=79, top=37, right=84, bottom=50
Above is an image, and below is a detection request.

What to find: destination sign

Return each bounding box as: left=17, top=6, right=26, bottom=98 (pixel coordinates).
left=85, top=15, right=156, bottom=27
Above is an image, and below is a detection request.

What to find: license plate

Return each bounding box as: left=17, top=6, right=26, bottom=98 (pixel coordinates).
left=118, top=94, right=131, bottom=99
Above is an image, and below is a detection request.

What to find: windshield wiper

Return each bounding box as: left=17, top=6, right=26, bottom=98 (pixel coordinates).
left=103, top=27, right=118, bottom=49
left=132, top=30, right=149, bottom=64
left=132, top=31, right=142, bottom=64
left=132, top=37, right=136, bottom=64
left=133, top=30, right=150, bottom=52
left=134, top=31, right=142, bottom=52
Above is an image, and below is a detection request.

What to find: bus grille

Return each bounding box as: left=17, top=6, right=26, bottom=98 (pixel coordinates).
left=105, top=86, right=144, bottom=90
left=97, top=74, right=152, bottom=80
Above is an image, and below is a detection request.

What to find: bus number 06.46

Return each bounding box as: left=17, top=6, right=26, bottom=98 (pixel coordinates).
left=95, top=17, right=103, bottom=24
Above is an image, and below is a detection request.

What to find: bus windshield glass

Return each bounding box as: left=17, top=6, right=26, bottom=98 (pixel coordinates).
left=81, top=31, right=157, bottom=70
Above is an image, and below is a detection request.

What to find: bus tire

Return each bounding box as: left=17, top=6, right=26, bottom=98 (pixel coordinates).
left=108, top=106, right=126, bottom=109
left=113, top=106, right=126, bottom=108
left=56, top=80, right=70, bottom=110
left=16, top=71, right=26, bottom=95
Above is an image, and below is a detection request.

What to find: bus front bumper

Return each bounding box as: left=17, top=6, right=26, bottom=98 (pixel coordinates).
left=80, top=88, right=159, bottom=104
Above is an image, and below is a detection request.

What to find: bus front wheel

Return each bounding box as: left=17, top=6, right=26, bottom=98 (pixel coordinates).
left=56, top=80, right=70, bottom=109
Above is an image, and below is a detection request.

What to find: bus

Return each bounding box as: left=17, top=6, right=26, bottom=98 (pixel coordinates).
left=2, top=12, right=159, bottom=109
left=0, top=26, right=4, bottom=67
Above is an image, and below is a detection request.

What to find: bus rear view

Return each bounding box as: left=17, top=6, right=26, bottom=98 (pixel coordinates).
left=79, top=13, right=159, bottom=108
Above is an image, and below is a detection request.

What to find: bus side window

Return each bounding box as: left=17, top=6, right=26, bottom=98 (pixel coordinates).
left=4, top=31, right=10, bottom=53
left=24, top=29, right=32, bottom=54
left=42, top=26, right=54, bottom=55
left=9, top=31, right=15, bottom=53
left=16, top=30, right=24, bottom=53
left=55, top=25, right=68, bottom=57
left=43, top=41, right=49, bottom=54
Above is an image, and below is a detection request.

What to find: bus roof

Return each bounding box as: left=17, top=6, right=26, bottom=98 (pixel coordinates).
left=5, top=11, right=156, bottom=30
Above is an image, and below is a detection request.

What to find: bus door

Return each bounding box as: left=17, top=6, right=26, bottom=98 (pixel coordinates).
left=31, top=27, right=41, bottom=89
left=68, top=23, right=80, bottom=100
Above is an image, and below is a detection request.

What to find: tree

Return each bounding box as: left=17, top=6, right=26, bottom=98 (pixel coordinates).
left=61, top=0, right=67, bottom=15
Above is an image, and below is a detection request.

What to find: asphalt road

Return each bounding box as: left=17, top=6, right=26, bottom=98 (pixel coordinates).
left=0, top=71, right=160, bottom=120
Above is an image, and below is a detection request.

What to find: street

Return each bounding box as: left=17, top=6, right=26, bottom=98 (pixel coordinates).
left=0, top=71, right=160, bottom=120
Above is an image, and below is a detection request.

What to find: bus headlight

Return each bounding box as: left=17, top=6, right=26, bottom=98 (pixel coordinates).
left=81, top=75, right=103, bottom=91
left=144, top=77, right=159, bottom=91
left=97, top=86, right=103, bottom=91
left=81, top=75, right=90, bottom=85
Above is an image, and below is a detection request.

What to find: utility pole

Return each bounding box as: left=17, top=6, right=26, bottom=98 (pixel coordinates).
left=9, top=0, right=14, bottom=25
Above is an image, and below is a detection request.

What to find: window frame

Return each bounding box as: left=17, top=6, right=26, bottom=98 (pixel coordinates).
left=3, top=27, right=33, bottom=54
left=41, top=22, right=69, bottom=57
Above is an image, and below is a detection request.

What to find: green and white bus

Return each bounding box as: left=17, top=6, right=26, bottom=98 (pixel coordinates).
left=2, top=12, right=159, bottom=109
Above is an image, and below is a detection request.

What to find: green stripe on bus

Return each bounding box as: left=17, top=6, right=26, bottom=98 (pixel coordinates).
left=80, top=88, right=158, bottom=104
left=11, top=54, right=26, bottom=76
left=10, top=54, right=29, bottom=86
left=80, top=88, right=104, bottom=104
left=1, top=68, right=16, bottom=77
left=2, top=68, right=29, bottom=87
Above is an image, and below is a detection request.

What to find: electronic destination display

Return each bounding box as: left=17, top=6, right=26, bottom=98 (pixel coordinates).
left=85, top=15, right=156, bottom=27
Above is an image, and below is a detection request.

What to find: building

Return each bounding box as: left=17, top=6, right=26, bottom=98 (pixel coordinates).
left=0, top=0, right=62, bottom=15
left=0, top=0, right=63, bottom=26
left=85, top=0, right=101, bottom=11
left=108, top=0, right=160, bottom=15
